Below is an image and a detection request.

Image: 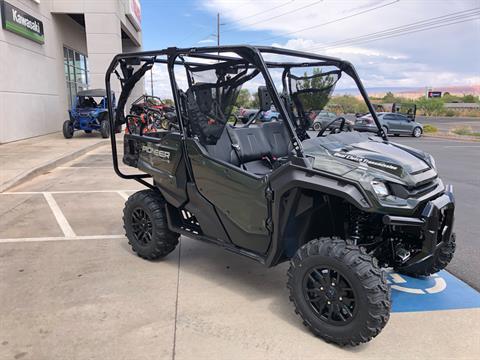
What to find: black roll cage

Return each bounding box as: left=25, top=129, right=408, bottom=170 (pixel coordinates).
left=104, top=45, right=386, bottom=188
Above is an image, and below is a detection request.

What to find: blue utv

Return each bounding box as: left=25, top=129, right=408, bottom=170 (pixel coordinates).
left=62, top=89, right=116, bottom=138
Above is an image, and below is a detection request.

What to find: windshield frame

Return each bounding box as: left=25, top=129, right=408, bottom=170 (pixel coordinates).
left=104, top=45, right=386, bottom=184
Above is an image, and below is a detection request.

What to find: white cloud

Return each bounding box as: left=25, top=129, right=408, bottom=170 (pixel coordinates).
left=202, top=0, right=480, bottom=90
left=198, top=39, right=216, bottom=44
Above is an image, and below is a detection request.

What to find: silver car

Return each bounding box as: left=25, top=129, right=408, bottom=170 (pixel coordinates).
left=312, top=111, right=353, bottom=131
left=354, top=112, right=423, bottom=137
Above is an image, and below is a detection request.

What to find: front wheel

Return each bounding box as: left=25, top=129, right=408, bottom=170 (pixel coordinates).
left=100, top=120, right=110, bottom=138
left=412, top=127, right=422, bottom=138
left=123, top=190, right=179, bottom=260
left=62, top=120, right=74, bottom=139
left=287, top=238, right=391, bottom=346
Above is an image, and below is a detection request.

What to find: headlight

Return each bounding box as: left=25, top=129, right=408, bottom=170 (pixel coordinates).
left=371, top=180, right=389, bottom=198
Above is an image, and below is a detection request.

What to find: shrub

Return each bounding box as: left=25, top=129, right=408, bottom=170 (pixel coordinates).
left=423, top=124, right=438, bottom=133
left=452, top=126, right=473, bottom=136
left=444, top=110, right=455, bottom=117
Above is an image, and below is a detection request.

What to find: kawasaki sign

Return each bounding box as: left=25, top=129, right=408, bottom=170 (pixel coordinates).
left=1, top=1, right=44, bottom=44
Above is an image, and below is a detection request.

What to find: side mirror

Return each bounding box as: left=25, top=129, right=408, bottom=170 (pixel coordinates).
left=258, top=86, right=273, bottom=112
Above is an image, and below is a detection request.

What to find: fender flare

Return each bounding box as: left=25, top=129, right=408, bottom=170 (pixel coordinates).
left=266, top=166, right=372, bottom=266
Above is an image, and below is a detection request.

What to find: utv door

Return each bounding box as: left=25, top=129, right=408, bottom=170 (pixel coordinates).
left=185, top=139, right=271, bottom=254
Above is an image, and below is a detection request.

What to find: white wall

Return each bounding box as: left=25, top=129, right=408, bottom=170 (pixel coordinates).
left=0, top=1, right=87, bottom=143
left=0, top=0, right=142, bottom=143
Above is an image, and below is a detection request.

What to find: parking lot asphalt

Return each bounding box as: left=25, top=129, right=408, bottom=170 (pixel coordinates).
left=394, top=137, right=480, bottom=289
left=1, top=140, right=479, bottom=359
left=416, top=116, right=480, bottom=132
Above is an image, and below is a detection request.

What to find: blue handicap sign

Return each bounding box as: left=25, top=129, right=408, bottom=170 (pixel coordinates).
left=389, top=270, right=480, bottom=312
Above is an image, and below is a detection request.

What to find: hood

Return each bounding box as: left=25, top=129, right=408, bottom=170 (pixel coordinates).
left=303, top=132, right=435, bottom=182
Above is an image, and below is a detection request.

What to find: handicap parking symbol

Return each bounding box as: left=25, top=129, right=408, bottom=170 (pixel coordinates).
left=388, top=270, right=480, bottom=312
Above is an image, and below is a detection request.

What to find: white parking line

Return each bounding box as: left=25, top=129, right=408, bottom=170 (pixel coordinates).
left=57, top=166, right=114, bottom=169
left=43, top=192, right=76, bottom=238
left=0, top=234, right=125, bottom=244
left=117, top=191, right=130, bottom=201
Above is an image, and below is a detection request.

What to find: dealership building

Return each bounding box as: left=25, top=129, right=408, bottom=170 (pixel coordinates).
left=0, top=0, right=142, bottom=143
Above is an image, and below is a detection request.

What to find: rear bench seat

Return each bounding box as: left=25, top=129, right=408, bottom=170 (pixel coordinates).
left=205, top=121, right=291, bottom=176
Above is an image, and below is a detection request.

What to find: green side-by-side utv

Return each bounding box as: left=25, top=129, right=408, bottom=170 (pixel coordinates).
left=105, top=46, right=455, bottom=346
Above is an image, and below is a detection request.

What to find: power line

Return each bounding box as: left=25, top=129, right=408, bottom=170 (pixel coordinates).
left=259, top=0, right=400, bottom=42
left=321, top=16, right=480, bottom=50
left=319, top=8, right=480, bottom=48
left=222, top=0, right=295, bottom=28
left=223, top=0, right=324, bottom=33
left=306, top=8, right=480, bottom=52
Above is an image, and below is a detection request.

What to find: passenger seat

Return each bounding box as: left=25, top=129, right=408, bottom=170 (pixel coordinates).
left=227, top=126, right=273, bottom=175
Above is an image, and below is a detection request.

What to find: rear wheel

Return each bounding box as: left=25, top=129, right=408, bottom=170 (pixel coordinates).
left=412, top=127, right=422, bottom=138
left=100, top=120, right=110, bottom=138
left=287, top=238, right=390, bottom=346
left=62, top=120, right=74, bottom=139
left=313, top=122, right=322, bottom=131
left=123, top=190, right=179, bottom=260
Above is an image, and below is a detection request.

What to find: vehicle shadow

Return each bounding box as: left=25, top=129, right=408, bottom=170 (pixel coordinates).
left=119, top=236, right=369, bottom=352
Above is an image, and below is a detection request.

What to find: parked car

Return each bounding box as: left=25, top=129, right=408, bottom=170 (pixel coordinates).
left=63, top=89, right=116, bottom=139
left=354, top=112, right=423, bottom=137
left=238, top=107, right=258, bottom=123
left=260, top=109, right=281, bottom=122
left=312, top=110, right=353, bottom=131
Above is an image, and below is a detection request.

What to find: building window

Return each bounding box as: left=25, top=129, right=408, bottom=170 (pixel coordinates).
left=63, top=46, right=88, bottom=107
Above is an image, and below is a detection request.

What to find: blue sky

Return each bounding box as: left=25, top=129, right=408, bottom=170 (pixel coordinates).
left=141, top=0, right=480, bottom=92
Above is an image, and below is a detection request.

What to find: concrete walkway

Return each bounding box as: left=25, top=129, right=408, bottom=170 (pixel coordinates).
left=1, top=145, right=479, bottom=359
left=0, top=132, right=108, bottom=192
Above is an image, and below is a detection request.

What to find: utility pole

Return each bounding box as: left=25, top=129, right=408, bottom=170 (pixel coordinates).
left=150, top=69, right=154, bottom=96
left=217, top=13, right=220, bottom=48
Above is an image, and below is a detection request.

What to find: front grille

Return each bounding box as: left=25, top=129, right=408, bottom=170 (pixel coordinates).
left=390, top=178, right=440, bottom=199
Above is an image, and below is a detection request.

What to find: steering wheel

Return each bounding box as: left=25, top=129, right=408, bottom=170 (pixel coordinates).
left=317, top=116, right=351, bottom=137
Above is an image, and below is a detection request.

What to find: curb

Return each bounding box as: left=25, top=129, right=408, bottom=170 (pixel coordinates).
left=0, top=140, right=108, bottom=193
left=424, top=133, right=480, bottom=142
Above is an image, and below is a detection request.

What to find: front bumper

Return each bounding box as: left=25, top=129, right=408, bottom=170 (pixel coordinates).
left=383, top=184, right=455, bottom=272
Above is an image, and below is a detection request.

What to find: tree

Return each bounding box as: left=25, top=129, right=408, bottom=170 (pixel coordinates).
left=295, top=68, right=336, bottom=111
left=250, top=92, right=259, bottom=108
left=328, top=95, right=367, bottom=114
left=417, top=97, right=444, bottom=116
left=382, top=91, right=396, bottom=103
left=235, top=89, right=252, bottom=108
left=462, top=94, right=477, bottom=103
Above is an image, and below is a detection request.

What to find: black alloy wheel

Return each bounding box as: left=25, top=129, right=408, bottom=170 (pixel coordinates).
left=131, top=207, right=153, bottom=246
left=303, top=266, right=357, bottom=325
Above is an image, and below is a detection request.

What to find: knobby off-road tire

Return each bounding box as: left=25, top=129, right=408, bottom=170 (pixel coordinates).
left=100, top=120, right=110, bottom=138
left=123, top=190, right=179, bottom=260
left=287, top=238, right=391, bottom=346
left=396, top=233, right=456, bottom=277
left=63, top=120, right=74, bottom=139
